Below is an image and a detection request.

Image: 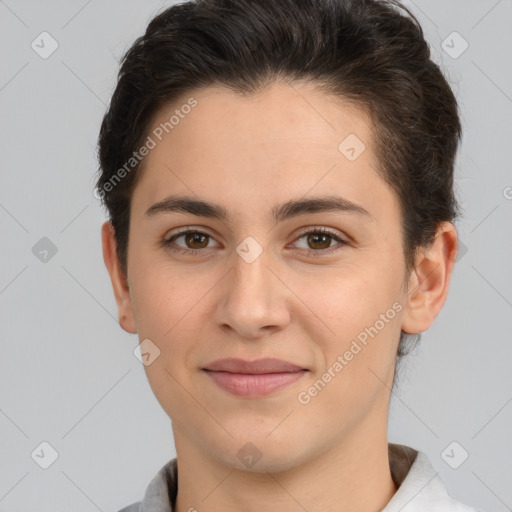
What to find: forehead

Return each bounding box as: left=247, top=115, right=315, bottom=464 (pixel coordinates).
left=149, top=81, right=372, bottom=156
left=131, top=80, right=398, bottom=225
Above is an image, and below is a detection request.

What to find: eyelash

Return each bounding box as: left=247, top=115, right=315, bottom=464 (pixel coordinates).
left=162, top=227, right=349, bottom=257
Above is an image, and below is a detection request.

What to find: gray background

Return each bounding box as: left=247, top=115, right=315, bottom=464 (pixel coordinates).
left=0, top=1, right=511, bottom=511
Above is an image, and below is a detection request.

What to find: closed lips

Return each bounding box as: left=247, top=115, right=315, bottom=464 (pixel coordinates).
left=202, top=358, right=309, bottom=397
left=203, top=357, right=307, bottom=374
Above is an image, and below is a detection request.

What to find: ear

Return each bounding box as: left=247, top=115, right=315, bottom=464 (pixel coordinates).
left=401, top=222, right=459, bottom=334
left=101, top=221, right=137, bottom=334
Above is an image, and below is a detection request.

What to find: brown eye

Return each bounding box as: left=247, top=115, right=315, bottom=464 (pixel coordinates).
left=163, top=229, right=219, bottom=255
left=306, top=232, right=332, bottom=250
left=183, top=232, right=209, bottom=249
left=292, top=228, right=349, bottom=257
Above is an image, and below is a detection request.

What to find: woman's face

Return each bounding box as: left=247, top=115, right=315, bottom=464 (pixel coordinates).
left=107, top=81, right=415, bottom=471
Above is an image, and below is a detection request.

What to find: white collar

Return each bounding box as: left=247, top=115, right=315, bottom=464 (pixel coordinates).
left=383, top=444, right=480, bottom=511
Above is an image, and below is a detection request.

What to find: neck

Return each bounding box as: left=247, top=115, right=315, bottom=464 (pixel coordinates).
left=173, top=419, right=397, bottom=512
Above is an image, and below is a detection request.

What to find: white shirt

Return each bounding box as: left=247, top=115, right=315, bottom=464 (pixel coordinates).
left=118, top=443, right=483, bottom=512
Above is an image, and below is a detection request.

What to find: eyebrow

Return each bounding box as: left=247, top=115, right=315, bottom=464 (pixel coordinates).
left=144, top=194, right=372, bottom=223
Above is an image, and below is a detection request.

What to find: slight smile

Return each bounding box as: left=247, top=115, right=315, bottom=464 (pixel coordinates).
left=202, top=358, right=309, bottom=398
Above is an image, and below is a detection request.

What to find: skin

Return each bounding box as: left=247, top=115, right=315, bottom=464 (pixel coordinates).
left=102, top=80, right=458, bottom=512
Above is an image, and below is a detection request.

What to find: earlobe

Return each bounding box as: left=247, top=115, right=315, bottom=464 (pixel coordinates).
left=101, top=221, right=138, bottom=334
left=401, top=222, right=459, bottom=335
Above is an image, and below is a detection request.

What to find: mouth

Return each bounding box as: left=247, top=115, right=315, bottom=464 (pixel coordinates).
left=202, top=358, right=309, bottom=398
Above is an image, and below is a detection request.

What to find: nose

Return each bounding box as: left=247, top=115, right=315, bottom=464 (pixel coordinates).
left=213, top=247, right=291, bottom=339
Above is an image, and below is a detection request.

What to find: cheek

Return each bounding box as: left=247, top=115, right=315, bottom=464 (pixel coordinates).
left=128, top=257, right=208, bottom=338
left=130, top=265, right=206, bottom=415
left=290, top=257, right=403, bottom=379
left=291, top=260, right=399, bottom=332
left=128, top=261, right=218, bottom=386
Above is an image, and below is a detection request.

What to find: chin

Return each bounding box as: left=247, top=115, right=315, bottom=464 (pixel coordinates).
left=207, top=432, right=309, bottom=474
